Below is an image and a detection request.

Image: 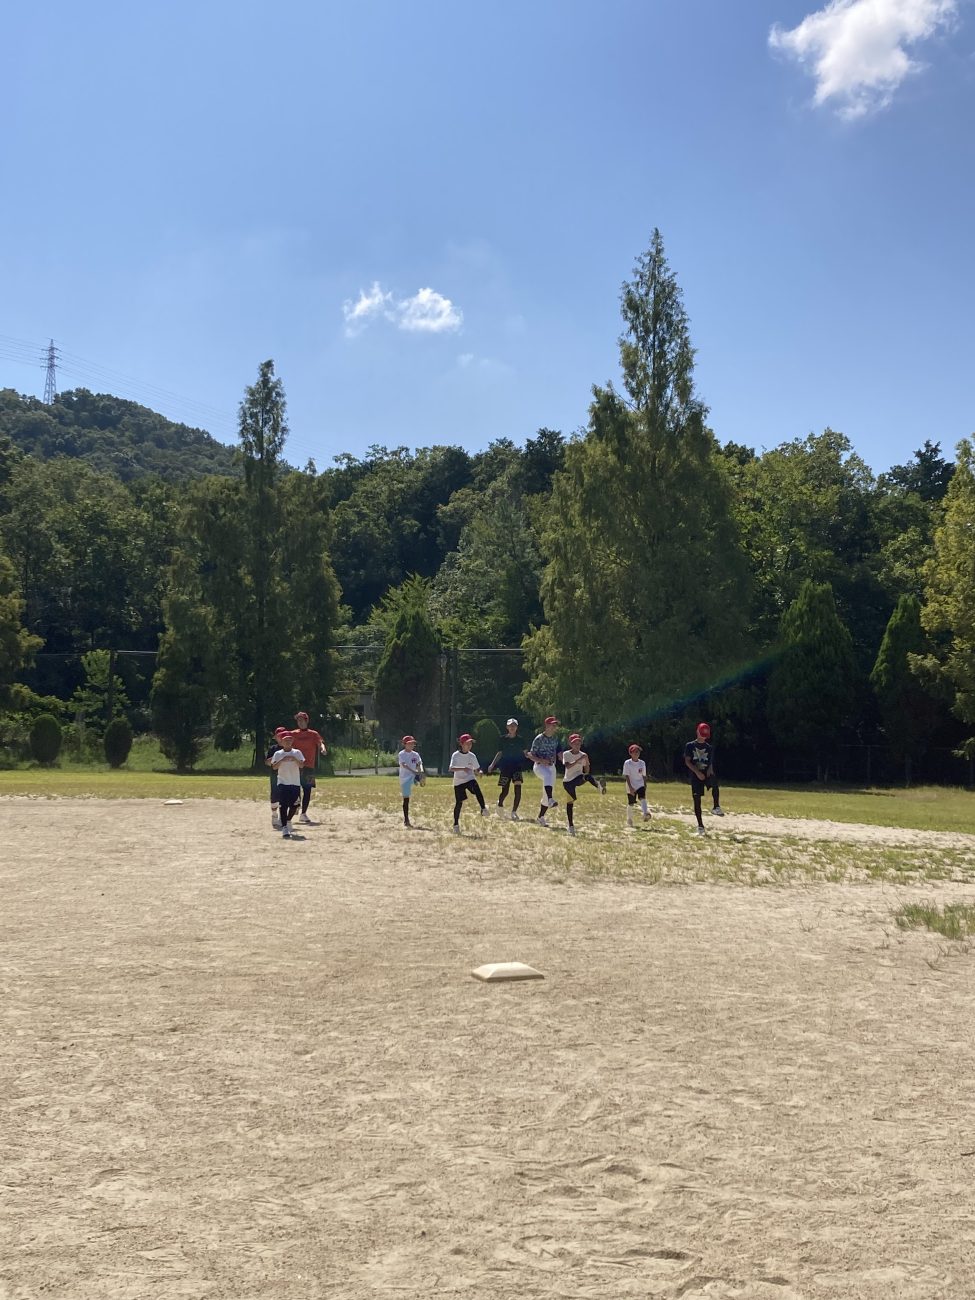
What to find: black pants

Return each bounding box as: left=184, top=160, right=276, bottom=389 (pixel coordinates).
left=498, top=769, right=523, bottom=812
left=454, top=779, right=486, bottom=823
left=690, top=777, right=719, bottom=826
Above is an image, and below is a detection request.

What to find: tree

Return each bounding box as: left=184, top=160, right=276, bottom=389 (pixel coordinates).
left=870, top=594, right=937, bottom=784
left=0, top=549, right=41, bottom=707
left=766, top=581, right=858, bottom=779
left=72, top=650, right=130, bottom=738
left=151, top=553, right=218, bottom=771
left=917, top=438, right=975, bottom=732
left=152, top=363, right=342, bottom=765
left=521, top=230, right=751, bottom=746
left=104, top=716, right=134, bottom=768
left=29, top=713, right=62, bottom=765
left=373, top=578, right=441, bottom=749
left=881, top=441, right=954, bottom=503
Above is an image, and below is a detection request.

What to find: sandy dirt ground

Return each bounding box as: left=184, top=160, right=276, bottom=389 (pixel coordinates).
left=2, top=797, right=975, bottom=1300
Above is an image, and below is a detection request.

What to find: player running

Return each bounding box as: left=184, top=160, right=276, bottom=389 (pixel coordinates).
left=449, top=733, right=489, bottom=833
left=560, top=732, right=604, bottom=836
left=487, top=718, right=527, bottom=820
left=398, top=735, right=424, bottom=828
left=528, top=716, right=561, bottom=827
left=684, top=721, right=723, bottom=836
left=290, top=711, right=327, bottom=825
left=622, top=743, right=651, bottom=828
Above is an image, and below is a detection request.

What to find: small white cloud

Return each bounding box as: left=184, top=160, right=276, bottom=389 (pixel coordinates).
left=770, top=0, right=957, bottom=120
left=397, top=287, right=463, bottom=333
left=342, top=281, right=393, bottom=336
left=342, top=281, right=463, bottom=337
left=457, top=352, right=475, bottom=367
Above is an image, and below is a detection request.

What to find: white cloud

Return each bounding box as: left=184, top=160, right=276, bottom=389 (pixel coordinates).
left=396, top=287, right=463, bottom=333
left=342, top=281, right=393, bottom=336
left=770, top=0, right=957, bottom=119
left=342, top=281, right=463, bottom=337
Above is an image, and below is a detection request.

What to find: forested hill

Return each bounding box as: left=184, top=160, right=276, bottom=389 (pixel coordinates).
left=0, top=387, right=238, bottom=481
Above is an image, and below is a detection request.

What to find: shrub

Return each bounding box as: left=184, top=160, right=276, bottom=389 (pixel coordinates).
left=474, top=717, right=501, bottom=761
left=103, top=716, right=134, bottom=768
left=29, top=713, right=62, bottom=766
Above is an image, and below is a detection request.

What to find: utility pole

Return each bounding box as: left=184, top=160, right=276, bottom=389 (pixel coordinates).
left=42, top=339, right=59, bottom=404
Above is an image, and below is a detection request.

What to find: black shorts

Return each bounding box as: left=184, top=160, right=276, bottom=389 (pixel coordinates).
left=498, top=766, right=523, bottom=788
left=690, top=776, right=714, bottom=797
left=626, top=784, right=647, bottom=805
left=563, top=775, right=586, bottom=798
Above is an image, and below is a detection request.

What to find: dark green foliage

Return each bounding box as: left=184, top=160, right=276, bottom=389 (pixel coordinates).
left=767, top=581, right=858, bottom=775
left=373, top=580, right=441, bottom=744
left=474, top=717, right=501, bottom=759
left=103, top=716, right=133, bottom=768
left=0, top=387, right=237, bottom=481
left=522, top=230, right=751, bottom=738
left=880, top=441, right=954, bottom=503
left=151, top=554, right=215, bottom=771
left=29, top=712, right=62, bottom=765
left=870, top=595, right=937, bottom=783
left=0, top=549, right=41, bottom=706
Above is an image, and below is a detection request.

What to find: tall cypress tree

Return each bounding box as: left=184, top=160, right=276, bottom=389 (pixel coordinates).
left=521, top=230, right=750, bottom=739
left=766, top=580, right=858, bottom=779
left=871, top=594, right=938, bottom=784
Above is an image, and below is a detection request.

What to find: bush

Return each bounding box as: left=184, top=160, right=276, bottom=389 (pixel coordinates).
left=103, top=716, right=134, bottom=768
left=474, top=717, right=501, bottom=761
left=29, top=713, right=62, bottom=766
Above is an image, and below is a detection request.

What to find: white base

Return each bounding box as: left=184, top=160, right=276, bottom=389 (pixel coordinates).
left=471, top=961, right=544, bottom=983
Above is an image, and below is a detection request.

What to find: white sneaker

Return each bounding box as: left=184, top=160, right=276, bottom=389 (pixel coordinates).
left=271, top=815, right=282, bottom=830
left=547, top=798, right=558, bottom=809
left=696, top=825, right=706, bottom=836
left=598, top=780, right=606, bottom=795
left=282, top=827, right=291, bottom=838
left=298, top=813, right=317, bottom=825
left=510, top=811, right=519, bottom=822
left=568, top=825, right=577, bottom=836
left=451, top=825, right=460, bottom=834
left=711, top=806, right=725, bottom=817
left=480, top=807, right=490, bottom=818
left=536, top=816, right=549, bottom=828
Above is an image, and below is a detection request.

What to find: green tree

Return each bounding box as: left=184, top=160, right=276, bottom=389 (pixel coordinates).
left=0, top=549, right=41, bottom=706
left=917, top=438, right=975, bottom=732
left=766, top=580, right=858, bottom=779
left=521, top=230, right=750, bottom=741
left=29, top=713, right=62, bottom=765
left=103, top=716, right=134, bottom=768
left=72, top=650, right=131, bottom=737
left=151, top=553, right=218, bottom=771
left=373, top=578, right=441, bottom=748
left=870, top=594, right=937, bottom=784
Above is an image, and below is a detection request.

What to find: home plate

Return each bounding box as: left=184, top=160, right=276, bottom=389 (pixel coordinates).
left=471, top=962, right=544, bottom=982
left=162, top=799, right=184, bottom=806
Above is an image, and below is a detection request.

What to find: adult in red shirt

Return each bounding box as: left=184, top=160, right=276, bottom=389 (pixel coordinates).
left=290, top=711, right=327, bottom=824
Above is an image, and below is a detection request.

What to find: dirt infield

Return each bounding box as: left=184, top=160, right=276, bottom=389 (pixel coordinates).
left=3, top=798, right=975, bottom=1300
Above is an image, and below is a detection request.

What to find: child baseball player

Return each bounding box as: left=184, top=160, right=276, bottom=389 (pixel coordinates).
left=398, top=734, right=424, bottom=828
left=449, top=732, right=489, bottom=832
left=560, top=732, right=604, bottom=835
left=622, top=743, right=651, bottom=828
left=290, top=711, right=327, bottom=824
left=528, top=715, right=561, bottom=826
left=487, top=717, right=526, bottom=819
left=265, top=726, right=289, bottom=828
left=684, top=721, right=723, bottom=835
left=270, top=732, right=305, bottom=838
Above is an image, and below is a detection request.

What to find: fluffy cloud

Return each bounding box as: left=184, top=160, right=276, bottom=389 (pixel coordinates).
left=342, top=282, right=462, bottom=337
left=770, top=0, right=957, bottom=119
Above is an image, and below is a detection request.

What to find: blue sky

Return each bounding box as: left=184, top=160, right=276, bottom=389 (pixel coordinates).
left=2, top=0, right=972, bottom=473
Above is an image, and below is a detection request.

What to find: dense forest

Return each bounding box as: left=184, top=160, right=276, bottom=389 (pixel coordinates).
left=1, top=230, right=972, bottom=783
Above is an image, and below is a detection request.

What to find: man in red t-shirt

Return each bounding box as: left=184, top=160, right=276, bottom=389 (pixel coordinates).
left=290, top=711, right=327, bottom=824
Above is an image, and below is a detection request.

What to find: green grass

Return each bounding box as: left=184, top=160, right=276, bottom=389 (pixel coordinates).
left=895, top=902, right=975, bottom=940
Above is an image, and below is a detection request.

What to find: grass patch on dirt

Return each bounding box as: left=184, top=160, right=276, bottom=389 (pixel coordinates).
left=894, top=901, right=975, bottom=940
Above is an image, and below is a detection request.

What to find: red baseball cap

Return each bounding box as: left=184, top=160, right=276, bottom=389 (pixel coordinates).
left=697, top=722, right=711, bottom=738
left=401, top=735, right=415, bottom=745
left=568, top=733, right=582, bottom=744
left=274, top=727, right=289, bottom=737
left=628, top=743, right=642, bottom=754
left=544, top=715, right=559, bottom=726
left=458, top=733, right=473, bottom=744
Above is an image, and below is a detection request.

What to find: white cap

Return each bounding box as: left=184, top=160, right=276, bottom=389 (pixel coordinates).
left=506, top=717, right=518, bottom=726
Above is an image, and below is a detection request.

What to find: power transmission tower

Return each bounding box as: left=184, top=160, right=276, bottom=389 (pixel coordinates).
left=42, top=339, right=59, bottom=404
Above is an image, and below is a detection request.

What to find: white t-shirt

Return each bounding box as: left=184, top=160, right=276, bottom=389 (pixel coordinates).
left=450, top=750, right=480, bottom=786
left=272, top=748, right=304, bottom=786
left=399, top=749, right=423, bottom=776
left=561, top=748, right=588, bottom=781
left=622, top=757, right=647, bottom=790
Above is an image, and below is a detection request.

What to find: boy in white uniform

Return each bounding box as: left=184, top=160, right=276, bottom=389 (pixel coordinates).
left=528, top=715, right=561, bottom=826
left=398, top=735, right=424, bottom=828
left=270, top=733, right=305, bottom=838
left=449, top=732, right=489, bottom=833
left=622, top=743, right=651, bottom=828
left=560, top=732, right=604, bottom=836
